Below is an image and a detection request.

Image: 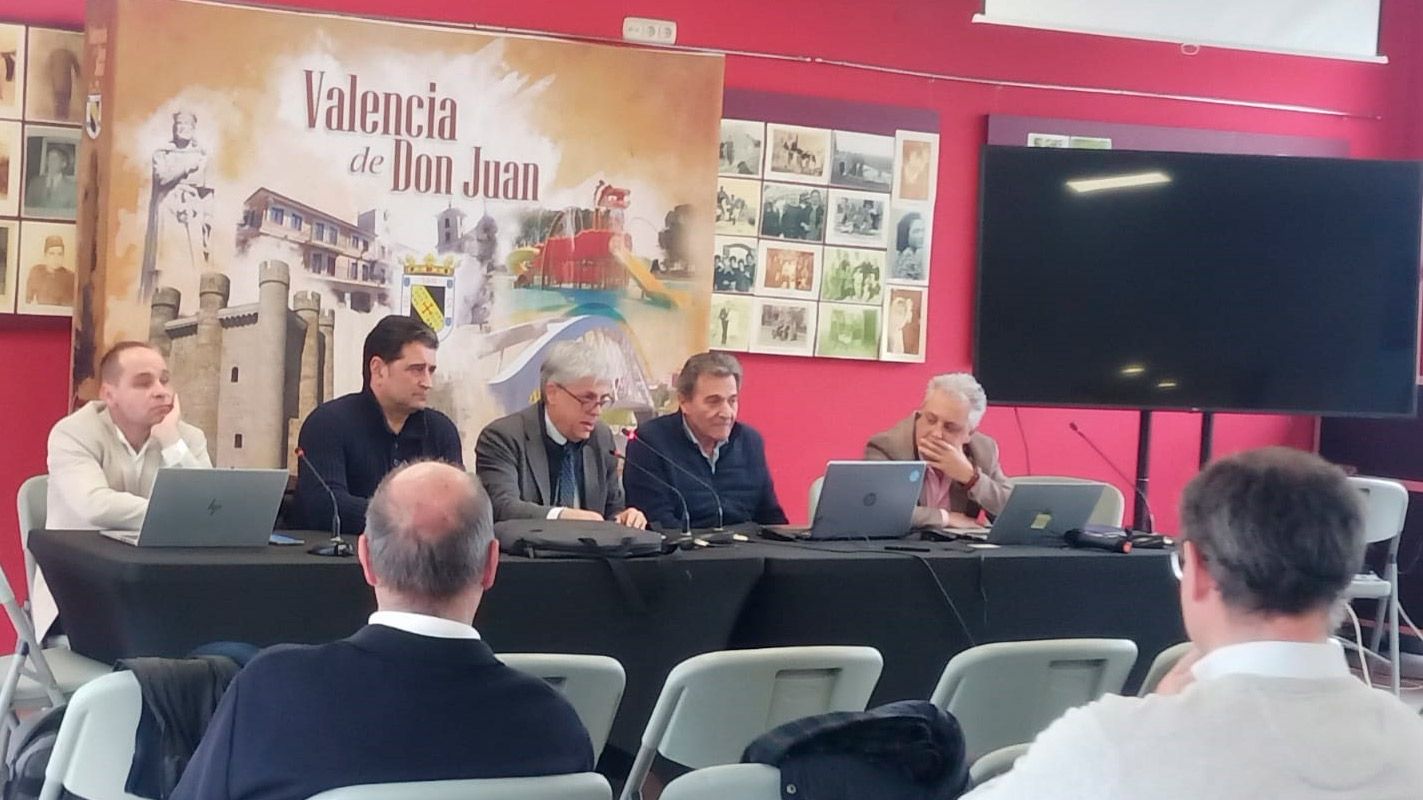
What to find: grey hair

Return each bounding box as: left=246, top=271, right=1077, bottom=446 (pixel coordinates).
left=364, top=462, right=494, bottom=602
left=539, top=340, right=611, bottom=389
left=1180, top=447, right=1364, bottom=615
left=676, top=351, right=742, bottom=398
left=925, top=373, right=988, bottom=428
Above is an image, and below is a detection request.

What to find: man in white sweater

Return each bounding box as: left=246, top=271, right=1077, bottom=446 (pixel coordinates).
left=965, top=447, right=1423, bottom=800
left=39, top=341, right=209, bottom=634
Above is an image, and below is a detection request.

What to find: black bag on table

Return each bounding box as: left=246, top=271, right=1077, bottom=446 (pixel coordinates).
left=494, top=519, right=664, bottom=559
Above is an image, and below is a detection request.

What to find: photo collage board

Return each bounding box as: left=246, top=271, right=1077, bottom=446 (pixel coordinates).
left=712, top=115, right=937, bottom=362
left=0, top=23, right=84, bottom=317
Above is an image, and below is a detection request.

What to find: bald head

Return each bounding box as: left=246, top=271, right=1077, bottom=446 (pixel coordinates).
left=364, top=461, right=494, bottom=602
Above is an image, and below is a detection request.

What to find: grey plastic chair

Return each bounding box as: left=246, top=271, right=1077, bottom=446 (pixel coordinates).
left=1137, top=642, right=1192, bottom=696
left=660, top=764, right=782, bottom=800
left=968, top=743, right=1031, bottom=788
left=807, top=476, right=825, bottom=523
left=1342, top=476, right=1408, bottom=695
left=500, top=653, right=625, bottom=759
left=39, top=671, right=144, bottom=800
left=618, top=646, right=883, bottom=800
left=306, top=774, right=612, bottom=799
left=1009, top=476, right=1125, bottom=528
left=929, top=638, right=1137, bottom=762
left=16, top=474, right=47, bottom=596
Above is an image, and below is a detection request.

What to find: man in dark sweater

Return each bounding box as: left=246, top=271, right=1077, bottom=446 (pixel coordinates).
left=173, top=461, right=594, bottom=800
left=293, top=315, right=463, bottom=534
left=624, top=352, right=787, bottom=530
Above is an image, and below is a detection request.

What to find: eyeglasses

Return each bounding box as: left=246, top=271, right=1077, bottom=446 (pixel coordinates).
left=1170, top=540, right=1208, bottom=582
left=554, top=382, right=614, bottom=412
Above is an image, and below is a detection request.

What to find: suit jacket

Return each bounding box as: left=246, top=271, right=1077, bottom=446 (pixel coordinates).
left=171, top=625, right=594, bottom=800
left=864, top=415, right=1013, bottom=527
left=475, top=404, right=625, bottom=521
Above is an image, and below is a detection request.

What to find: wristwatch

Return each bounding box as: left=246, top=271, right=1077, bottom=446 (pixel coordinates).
left=963, top=467, right=981, bottom=492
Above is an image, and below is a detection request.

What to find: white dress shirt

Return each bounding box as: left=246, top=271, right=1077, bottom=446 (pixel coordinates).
left=368, top=610, right=481, bottom=640
left=963, top=639, right=1423, bottom=800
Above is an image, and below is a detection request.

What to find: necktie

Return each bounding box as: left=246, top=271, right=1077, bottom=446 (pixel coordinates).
left=555, top=444, right=579, bottom=508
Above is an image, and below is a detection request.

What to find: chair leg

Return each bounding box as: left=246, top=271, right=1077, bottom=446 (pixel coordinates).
left=618, top=745, right=656, bottom=800
left=1389, top=564, right=1402, bottom=696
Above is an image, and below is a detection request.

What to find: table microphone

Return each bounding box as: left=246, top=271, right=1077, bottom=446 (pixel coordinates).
left=1065, top=528, right=1133, bottom=554
left=295, top=447, right=353, bottom=558
left=622, top=427, right=724, bottom=531
left=1067, top=421, right=1157, bottom=533
left=609, top=449, right=691, bottom=536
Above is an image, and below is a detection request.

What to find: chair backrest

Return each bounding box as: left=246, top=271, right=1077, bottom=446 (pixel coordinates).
left=16, top=475, right=46, bottom=593
left=307, top=773, right=612, bottom=800
left=652, top=646, right=882, bottom=768
left=39, top=671, right=143, bottom=800
left=1009, top=476, right=1124, bottom=528
left=929, top=638, right=1137, bottom=762
left=1136, top=641, right=1192, bottom=697
left=499, top=653, right=625, bottom=759
left=660, top=764, right=782, bottom=800
left=967, top=743, right=1030, bottom=789
left=807, top=476, right=825, bottom=523
left=1348, top=476, right=1409, bottom=546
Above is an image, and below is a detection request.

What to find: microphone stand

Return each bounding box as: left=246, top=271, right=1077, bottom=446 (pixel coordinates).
left=296, top=448, right=353, bottom=557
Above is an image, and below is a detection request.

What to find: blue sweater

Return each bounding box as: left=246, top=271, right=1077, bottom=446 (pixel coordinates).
left=624, top=411, right=787, bottom=530
left=293, top=389, right=463, bottom=534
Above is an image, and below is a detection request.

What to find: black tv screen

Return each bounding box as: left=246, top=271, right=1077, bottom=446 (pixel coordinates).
left=975, top=146, right=1422, bottom=416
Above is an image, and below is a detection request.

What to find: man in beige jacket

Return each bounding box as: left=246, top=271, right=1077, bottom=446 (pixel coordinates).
left=864, top=373, right=1012, bottom=529
left=39, top=341, right=209, bottom=635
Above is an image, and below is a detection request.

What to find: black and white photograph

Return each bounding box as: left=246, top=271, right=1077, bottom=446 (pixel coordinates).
left=757, top=240, right=821, bottom=300
left=24, top=28, right=83, bottom=126
left=713, top=236, right=757, bottom=294
left=21, top=124, right=79, bottom=220
left=751, top=297, right=817, bottom=357
left=889, top=205, right=930, bottom=284
left=815, top=302, right=881, bottom=360
left=709, top=293, right=754, bottom=351
left=820, top=246, right=884, bottom=305
left=17, top=220, right=76, bottom=316
left=716, top=177, right=761, bottom=237
left=893, top=130, right=939, bottom=204
left=0, top=25, right=25, bottom=121
left=719, top=118, right=765, bottom=177
left=0, top=120, right=19, bottom=217
left=826, top=188, right=888, bottom=248
left=830, top=130, right=894, bottom=192
left=882, top=285, right=927, bottom=363
left=765, top=123, right=832, bottom=184
left=1027, top=132, right=1070, bottom=148
left=0, top=221, right=17, bottom=313
left=759, top=181, right=825, bottom=243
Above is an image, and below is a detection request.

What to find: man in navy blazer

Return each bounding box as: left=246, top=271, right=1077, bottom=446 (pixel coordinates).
left=173, top=461, right=594, bottom=800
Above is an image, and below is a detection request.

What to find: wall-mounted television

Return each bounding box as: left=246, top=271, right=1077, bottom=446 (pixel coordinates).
left=975, top=145, right=1422, bottom=416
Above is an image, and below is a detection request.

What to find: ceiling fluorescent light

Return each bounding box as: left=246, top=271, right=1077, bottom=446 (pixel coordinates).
left=1066, top=171, right=1172, bottom=194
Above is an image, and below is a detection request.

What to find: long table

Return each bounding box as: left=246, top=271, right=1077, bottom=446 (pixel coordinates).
left=30, top=530, right=1184, bottom=758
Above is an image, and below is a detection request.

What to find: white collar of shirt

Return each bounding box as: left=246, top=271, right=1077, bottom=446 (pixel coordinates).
left=368, top=610, right=481, bottom=640
left=1191, top=640, right=1349, bottom=682
left=545, top=409, right=569, bottom=446
left=681, top=417, right=726, bottom=472
left=108, top=416, right=154, bottom=465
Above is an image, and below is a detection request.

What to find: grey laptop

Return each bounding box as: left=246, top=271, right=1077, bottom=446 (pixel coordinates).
left=980, top=483, right=1105, bottom=546
left=803, top=460, right=927, bottom=540
left=100, top=468, right=288, bottom=547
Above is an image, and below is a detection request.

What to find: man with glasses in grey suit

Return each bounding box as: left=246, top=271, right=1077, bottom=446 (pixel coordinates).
left=475, top=340, right=647, bottom=528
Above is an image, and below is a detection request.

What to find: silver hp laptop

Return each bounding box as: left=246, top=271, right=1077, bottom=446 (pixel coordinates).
left=981, top=483, right=1105, bottom=546
left=100, top=468, right=288, bottom=547
left=804, top=460, right=927, bottom=540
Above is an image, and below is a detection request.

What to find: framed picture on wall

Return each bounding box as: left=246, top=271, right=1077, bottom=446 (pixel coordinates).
left=708, top=293, right=754, bottom=352
left=713, top=235, right=757, bottom=294
left=21, top=124, right=79, bottom=220
left=759, top=181, right=826, bottom=243
left=0, top=120, right=20, bottom=217
left=815, top=302, right=881, bottom=360
left=23, top=28, right=83, bottom=126
left=716, top=177, right=761, bottom=237
left=16, top=220, right=75, bottom=316
left=820, top=246, right=884, bottom=305
left=764, top=123, right=832, bottom=185
left=756, top=240, right=821, bottom=301
left=888, top=205, right=931, bottom=285
left=825, top=188, right=889, bottom=248
left=881, top=285, right=927, bottom=363
left=893, top=130, right=939, bottom=205
left=830, top=130, right=894, bottom=192
left=0, top=221, right=18, bottom=313
left=750, top=297, right=817, bottom=357
left=719, top=119, right=764, bottom=177
left=0, top=25, right=25, bottom=121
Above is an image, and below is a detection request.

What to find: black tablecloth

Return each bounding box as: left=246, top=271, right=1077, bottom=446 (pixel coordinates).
left=29, top=531, right=1183, bottom=756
